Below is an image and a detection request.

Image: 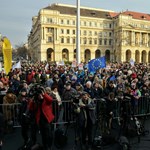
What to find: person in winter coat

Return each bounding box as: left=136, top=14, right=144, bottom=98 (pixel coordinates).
left=0, top=113, right=4, bottom=150
left=28, top=87, right=54, bottom=150
left=78, top=91, right=96, bottom=150
left=2, top=89, right=17, bottom=132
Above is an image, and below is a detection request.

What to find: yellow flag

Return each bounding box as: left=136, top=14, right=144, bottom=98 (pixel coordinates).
left=2, top=37, right=12, bottom=74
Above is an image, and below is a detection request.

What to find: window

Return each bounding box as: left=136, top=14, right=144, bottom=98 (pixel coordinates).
left=109, top=24, right=112, bottom=28
left=103, top=24, right=107, bottom=28
left=109, top=32, right=112, bottom=37
left=94, top=39, right=97, bottom=44
left=83, top=38, right=87, bottom=44
left=89, top=38, right=92, bottom=44
left=61, top=19, right=64, bottom=24
left=47, top=18, right=53, bottom=23
left=104, top=32, right=107, bottom=37
left=89, top=22, right=92, bottom=26
left=67, top=20, right=69, bottom=25
left=95, top=22, right=97, bottom=27
left=67, top=29, right=70, bottom=34
left=73, top=20, right=75, bottom=25
left=141, top=24, right=144, bottom=28
left=61, top=29, right=64, bottom=34
left=99, top=32, right=102, bottom=37
left=99, top=23, right=103, bottom=28
left=84, top=21, right=87, bottom=26
left=61, top=37, right=64, bottom=43
left=109, top=39, right=112, bottom=45
left=67, top=37, right=70, bottom=43
left=99, top=38, right=102, bottom=45
left=73, top=30, right=75, bottom=34
left=47, top=36, right=52, bottom=43
left=83, top=30, right=87, bottom=36
left=73, top=38, right=76, bottom=44
left=104, top=39, right=107, bottom=45
left=94, top=31, right=97, bottom=36
left=89, top=31, right=92, bottom=36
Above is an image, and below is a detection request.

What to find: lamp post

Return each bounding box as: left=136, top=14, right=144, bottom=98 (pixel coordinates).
left=76, top=0, right=81, bottom=65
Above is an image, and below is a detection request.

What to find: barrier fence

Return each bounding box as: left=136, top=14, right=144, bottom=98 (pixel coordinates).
left=0, top=96, right=150, bottom=128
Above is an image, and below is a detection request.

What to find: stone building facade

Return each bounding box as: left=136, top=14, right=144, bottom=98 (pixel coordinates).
left=28, top=3, right=150, bottom=63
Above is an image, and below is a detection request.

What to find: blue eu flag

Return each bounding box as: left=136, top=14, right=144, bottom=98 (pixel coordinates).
left=88, top=56, right=106, bottom=73
left=109, top=75, right=116, bottom=81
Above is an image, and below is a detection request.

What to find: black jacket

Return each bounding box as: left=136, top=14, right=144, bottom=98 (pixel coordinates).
left=78, top=98, right=96, bottom=127
left=0, top=113, right=4, bottom=142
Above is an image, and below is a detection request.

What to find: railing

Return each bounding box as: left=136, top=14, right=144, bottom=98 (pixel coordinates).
left=0, top=96, right=149, bottom=129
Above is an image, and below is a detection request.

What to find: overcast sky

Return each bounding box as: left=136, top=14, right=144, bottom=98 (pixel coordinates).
left=0, top=0, right=150, bottom=47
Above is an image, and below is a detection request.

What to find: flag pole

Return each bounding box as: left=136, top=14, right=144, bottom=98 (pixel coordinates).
left=76, top=0, right=81, bottom=65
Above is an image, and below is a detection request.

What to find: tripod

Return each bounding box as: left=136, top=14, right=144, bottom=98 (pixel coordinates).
left=118, top=97, right=143, bottom=145
left=92, top=98, right=115, bottom=149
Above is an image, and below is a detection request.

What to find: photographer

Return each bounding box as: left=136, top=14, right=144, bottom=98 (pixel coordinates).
left=28, top=86, right=54, bottom=150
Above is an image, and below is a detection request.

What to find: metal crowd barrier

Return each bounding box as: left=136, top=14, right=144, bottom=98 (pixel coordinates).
left=0, top=96, right=149, bottom=128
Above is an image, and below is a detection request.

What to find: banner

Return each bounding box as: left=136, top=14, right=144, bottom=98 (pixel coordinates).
left=2, top=37, right=12, bottom=74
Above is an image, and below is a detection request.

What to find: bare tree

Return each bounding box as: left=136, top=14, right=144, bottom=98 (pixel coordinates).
left=15, top=44, right=28, bottom=59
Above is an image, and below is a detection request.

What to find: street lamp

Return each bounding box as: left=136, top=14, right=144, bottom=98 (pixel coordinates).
left=76, top=0, right=81, bottom=65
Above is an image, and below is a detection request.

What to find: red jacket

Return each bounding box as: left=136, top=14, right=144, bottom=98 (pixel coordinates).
left=29, top=93, right=54, bottom=124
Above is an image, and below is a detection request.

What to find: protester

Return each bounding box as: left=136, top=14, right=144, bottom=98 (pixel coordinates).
left=0, top=60, right=150, bottom=149
left=78, top=91, right=96, bottom=150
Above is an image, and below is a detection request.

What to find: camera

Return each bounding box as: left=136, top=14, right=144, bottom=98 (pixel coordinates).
left=71, top=95, right=80, bottom=114
left=28, top=84, right=45, bottom=102
left=72, top=95, right=80, bottom=103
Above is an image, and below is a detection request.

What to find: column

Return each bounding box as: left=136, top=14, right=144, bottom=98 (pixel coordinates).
left=121, top=50, right=125, bottom=62
left=69, top=52, right=74, bottom=62
left=42, top=27, right=45, bottom=40
left=147, top=33, right=149, bottom=47
left=139, top=32, right=142, bottom=46
left=123, top=30, right=126, bottom=45
left=55, top=28, right=57, bottom=40
left=146, top=53, right=148, bottom=63
left=132, top=31, right=135, bottom=46
left=139, top=52, right=141, bottom=63
left=131, top=52, right=135, bottom=61
left=91, top=50, right=95, bottom=60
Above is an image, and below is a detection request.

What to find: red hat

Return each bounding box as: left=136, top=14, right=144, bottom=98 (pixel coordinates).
left=131, top=73, right=137, bottom=79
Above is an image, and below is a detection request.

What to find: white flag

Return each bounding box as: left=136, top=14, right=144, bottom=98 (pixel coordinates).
left=130, top=59, right=134, bottom=66
left=45, top=63, right=49, bottom=71
left=12, top=61, right=21, bottom=70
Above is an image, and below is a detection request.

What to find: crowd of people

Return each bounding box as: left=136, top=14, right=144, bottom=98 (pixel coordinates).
left=0, top=61, right=149, bottom=150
